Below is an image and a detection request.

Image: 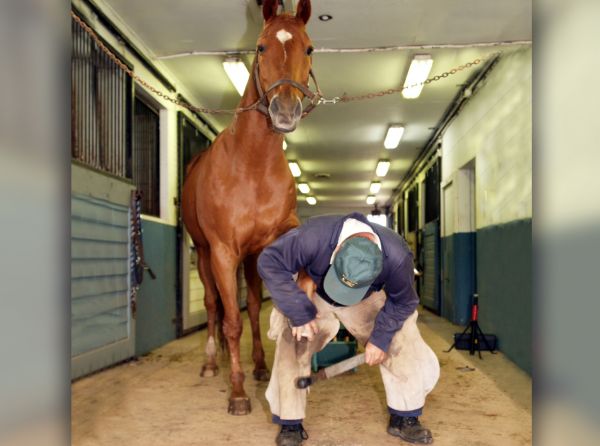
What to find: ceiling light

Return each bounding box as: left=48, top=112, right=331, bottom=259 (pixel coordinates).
left=282, top=140, right=287, bottom=151
left=288, top=161, right=301, bottom=177
left=318, top=14, right=333, bottom=21
left=306, top=196, right=317, bottom=205
left=298, top=183, right=310, bottom=194
left=384, top=125, right=405, bottom=149
left=223, top=57, right=249, bottom=96
left=369, top=181, right=382, bottom=194
left=366, top=195, right=376, bottom=205
left=402, top=54, right=433, bottom=99
left=375, top=160, right=391, bottom=177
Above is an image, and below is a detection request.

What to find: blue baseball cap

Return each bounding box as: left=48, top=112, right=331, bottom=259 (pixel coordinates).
left=323, top=236, right=383, bottom=306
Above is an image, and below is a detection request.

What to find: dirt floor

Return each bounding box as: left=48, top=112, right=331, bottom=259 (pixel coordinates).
left=72, top=302, right=532, bottom=446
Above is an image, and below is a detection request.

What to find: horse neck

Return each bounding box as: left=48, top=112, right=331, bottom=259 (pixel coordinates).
left=231, top=60, right=284, bottom=157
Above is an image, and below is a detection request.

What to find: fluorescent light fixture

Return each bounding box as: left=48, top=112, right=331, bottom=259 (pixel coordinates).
left=298, top=183, right=310, bottom=194
left=367, top=214, right=387, bottom=226
left=223, top=57, right=249, bottom=96
left=375, top=160, right=391, bottom=177
left=369, top=181, right=382, bottom=194
left=402, top=54, right=433, bottom=99
left=288, top=161, right=301, bottom=177
left=384, top=125, right=405, bottom=149
left=282, top=140, right=288, bottom=151
left=306, top=196, right=317, bottom=205
left=366, top=195, right=376, bottom=205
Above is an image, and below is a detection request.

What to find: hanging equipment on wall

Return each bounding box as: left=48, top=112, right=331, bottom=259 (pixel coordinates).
left=130, top=190, right=156, bottom=317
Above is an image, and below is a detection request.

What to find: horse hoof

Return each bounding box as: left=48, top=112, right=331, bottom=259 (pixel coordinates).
left=200, top=364, right=219, bottom=377
left=253, top=368, right=271, bottom=381
left=228, top=397, right=251, bottom=415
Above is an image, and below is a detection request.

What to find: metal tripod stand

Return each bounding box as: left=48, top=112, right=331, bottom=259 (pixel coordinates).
left=445, top=294, right=496, bottom=358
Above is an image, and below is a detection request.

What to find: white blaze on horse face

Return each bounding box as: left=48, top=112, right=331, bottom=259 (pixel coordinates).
left=276, top=29, right=293, bottom=61
left=276, top=29, right=293, bottom=45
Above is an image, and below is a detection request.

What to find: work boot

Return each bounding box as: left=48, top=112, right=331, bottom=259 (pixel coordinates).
left=387, top=415, right=433, bottom=444
left=275, top=423, right=309, bottom=446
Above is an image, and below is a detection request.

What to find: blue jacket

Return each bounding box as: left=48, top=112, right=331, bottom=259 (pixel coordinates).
left=257, top=212, right=418, bottom=352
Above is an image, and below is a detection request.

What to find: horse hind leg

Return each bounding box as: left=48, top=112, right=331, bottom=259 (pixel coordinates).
left=244, top=254, right=270, bottom=381
left=210, top=246, right=250, bottom=415
left=196, top=246, right=219, bottom=377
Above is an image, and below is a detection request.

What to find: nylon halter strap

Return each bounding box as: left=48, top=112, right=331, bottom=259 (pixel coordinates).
left=253, top=61, right=322, bottom=118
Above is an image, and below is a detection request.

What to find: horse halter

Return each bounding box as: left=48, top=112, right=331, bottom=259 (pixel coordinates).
left=253, top=61, right=322, bottom=119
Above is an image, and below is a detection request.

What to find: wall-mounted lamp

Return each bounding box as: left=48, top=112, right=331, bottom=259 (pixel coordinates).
left=384, top=125, right=405, bottom=149
left=402, top=54, right=433, bottom=99
left=223, top=57, right=249, bottom=96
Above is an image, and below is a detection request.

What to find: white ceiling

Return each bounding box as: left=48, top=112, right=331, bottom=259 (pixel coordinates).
left=100, top=0, right=531, bottom=219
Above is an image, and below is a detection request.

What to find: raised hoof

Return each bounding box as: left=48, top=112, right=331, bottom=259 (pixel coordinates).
left=253, top=368, right=271, bottom=381
left=200, top=363, right=219, bottom=377
left=228, top=397, right=251, bottom=415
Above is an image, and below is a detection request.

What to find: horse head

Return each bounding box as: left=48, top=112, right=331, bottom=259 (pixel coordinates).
left=256, top=0, right=313, bottom=133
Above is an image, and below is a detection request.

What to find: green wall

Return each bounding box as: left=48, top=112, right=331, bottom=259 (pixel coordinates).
left=440, top=219, right=532, bottom=374
left=477, top=219, right=532, bottom=374
left=441, top=232, right=476, bottom=325
left=135, top=219, right=177, bottom=356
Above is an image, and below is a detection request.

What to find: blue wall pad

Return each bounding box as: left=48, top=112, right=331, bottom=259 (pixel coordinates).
left=135, top=220, right=177, bottom=356
left=441, top=232, right=476, bottom=325
left=477, top=219, right=531, bottom=374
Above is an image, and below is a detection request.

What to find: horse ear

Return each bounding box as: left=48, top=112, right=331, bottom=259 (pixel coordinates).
left=295, top=0, right=311, bottom=24
left=262, top=0, right=279, bottom=22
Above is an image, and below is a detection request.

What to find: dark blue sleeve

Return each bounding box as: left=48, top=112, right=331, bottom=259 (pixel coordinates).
left=369, top=254, right=419, bottom=352
left=257, top=227, right=318, bottom=327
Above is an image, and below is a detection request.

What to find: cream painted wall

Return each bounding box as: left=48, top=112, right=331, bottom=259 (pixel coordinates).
left=442, top=48, right=532, bottom=230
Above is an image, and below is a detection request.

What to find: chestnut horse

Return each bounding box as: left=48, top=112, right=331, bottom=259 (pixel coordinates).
left=181, top=0, right=315, bottom=415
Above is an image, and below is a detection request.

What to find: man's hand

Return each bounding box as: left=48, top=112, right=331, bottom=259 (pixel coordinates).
left=365, top=342, right=387, bottom=366
left=291, top=318, right=319, bottom=341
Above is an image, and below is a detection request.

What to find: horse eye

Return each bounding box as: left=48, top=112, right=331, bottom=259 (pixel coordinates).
left=257, top=44, right=265, bottom=54
left=306, top=46, right=314, bottom=56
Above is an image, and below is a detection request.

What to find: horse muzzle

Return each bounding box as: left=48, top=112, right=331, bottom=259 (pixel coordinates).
left=268, top=95, right=303, bottom=133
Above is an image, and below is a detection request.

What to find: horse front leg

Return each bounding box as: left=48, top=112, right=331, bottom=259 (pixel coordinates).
left=244, top=254, right=270, bottom=381
left=210, top=246, right=250, bottom=415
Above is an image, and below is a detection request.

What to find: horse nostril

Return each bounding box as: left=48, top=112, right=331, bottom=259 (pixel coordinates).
left=293, top=100, right=303, bottom=119
left=269, top=98, right=280, bottom=115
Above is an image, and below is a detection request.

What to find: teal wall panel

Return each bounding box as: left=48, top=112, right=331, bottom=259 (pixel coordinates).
left=477, top=219, right=532, bottom=374
left=135, top=219, right=177, bottom=356
left=441, top=232, right=476, bottom=325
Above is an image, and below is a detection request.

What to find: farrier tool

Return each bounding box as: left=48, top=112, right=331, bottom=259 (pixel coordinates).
left=295, top=352, right=365, bottom=389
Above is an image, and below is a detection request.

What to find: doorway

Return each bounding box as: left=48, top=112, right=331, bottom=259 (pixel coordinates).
left=441, top=159, right=476, bottom=325
left=176, top=113, right=212, bottom=336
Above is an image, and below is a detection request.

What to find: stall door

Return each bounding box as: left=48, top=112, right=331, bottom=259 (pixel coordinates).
left=71, top=165, right=135, bottom=379
left=421, top=220, right=441, bottom=313
left=441, top=181, right=456, bottom=321
left=177, top=113, right=212, bottom=334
